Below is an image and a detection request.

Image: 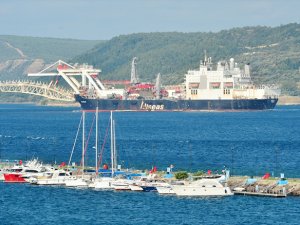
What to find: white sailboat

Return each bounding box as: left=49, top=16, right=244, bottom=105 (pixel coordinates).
left=65, top=111, right=90, bottom=188
left=94, top=111, right=116, bottom=190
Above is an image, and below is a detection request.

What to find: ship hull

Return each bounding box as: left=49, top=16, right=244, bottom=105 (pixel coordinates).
left=75, top=95, right=278, bottom=111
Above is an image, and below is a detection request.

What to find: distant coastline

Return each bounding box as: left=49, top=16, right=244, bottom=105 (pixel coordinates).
left=277, top=95, right=300, bottom=105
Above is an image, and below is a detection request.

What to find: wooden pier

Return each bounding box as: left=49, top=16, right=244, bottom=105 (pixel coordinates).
left=233, top=190, right=287, bottom=198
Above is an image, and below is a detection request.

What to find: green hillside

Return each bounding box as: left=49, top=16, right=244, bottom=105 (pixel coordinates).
left=0, top=35, right=104, bottom=62
left=74, top=23, right=300, bottom=95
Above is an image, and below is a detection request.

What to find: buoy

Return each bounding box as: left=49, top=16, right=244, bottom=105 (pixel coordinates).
left=103, top=164, right=109, bottom=170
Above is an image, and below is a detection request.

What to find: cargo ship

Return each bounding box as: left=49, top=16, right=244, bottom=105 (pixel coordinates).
left=74, top=56, right=280, bottom=111
left=29, top=55, right=280, bottom=111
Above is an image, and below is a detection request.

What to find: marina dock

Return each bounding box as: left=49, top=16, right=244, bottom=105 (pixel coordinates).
left=233, top=191, right=286, bottom=198
left=228, top=176, right=300, bottom=197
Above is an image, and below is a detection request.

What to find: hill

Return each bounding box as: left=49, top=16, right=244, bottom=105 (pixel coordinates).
left=0, top=35, right=103, bottom=80
left=74, top=23, right=300, bottom=96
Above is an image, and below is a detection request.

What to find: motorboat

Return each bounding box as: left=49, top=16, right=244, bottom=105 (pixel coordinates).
left=3, top=159, right=48, bottom=183
left=128, top=174, right=170, bottom=192
left=171, top=179, right=233, bottom=197
left=29, top=170, right=72, bottom=185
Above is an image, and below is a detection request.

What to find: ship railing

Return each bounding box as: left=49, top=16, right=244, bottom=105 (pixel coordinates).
left=238, top=84, right=280, bottom=90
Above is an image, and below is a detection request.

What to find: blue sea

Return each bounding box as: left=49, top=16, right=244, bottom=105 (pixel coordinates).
left=0, top=104, right=299, bottom=225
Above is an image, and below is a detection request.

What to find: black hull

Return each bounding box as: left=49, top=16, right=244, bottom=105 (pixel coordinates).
left=75, top=95, right=278, bottom=111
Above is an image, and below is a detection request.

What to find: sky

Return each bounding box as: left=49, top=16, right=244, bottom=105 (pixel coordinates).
left=0, top=0, right=299, bottom=40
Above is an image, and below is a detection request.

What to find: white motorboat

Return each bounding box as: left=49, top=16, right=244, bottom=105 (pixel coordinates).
left=3, top=159, right=52, bottom=183
left=171, top=179, right=233, bottom=197
left=30, top=170, right=72, bottom=185
left=156, top=180, right=186, bottom=194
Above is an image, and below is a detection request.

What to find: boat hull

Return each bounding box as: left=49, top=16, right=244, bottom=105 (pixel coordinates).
left=94, top=178, right=114, bottom=189
left=140, top=186, right=157, bottom=192
left=172, top=185, right=233, bottom=196
left=75, top=95, right=278, bottom=111
left=65, top=178, right=90, bottom=187
left=129, top=184, right=144, bottom=191
left=156, top=186, right=175, bottom=194
left=4, top=174, right=26, bottom=183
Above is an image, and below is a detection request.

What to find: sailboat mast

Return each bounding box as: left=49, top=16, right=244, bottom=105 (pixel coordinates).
left=113, top=120, right=117, bottom=171
left=110, top=111, right=114, bottom=177
left=82, top=110, right=85, bottom=178
left=95, top=107, right=98, bottom=176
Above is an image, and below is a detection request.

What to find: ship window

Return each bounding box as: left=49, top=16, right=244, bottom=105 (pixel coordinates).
left=224, top=89, right=230, bottom=95
left=210, top=82, right=221, bottom=89
left=24, top=169, right=38, bottom=173
left=191, top=90, right=197, bottom=95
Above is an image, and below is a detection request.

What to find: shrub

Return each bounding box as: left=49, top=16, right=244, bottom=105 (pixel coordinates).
left=175, top=171, right=189, bottom=180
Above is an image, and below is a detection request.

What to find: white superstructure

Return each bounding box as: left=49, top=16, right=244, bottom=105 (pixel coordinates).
left=185, top=56, right=280, bottom=100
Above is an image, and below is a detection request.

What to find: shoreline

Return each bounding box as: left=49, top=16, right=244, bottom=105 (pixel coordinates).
left=278, top=95, right=300, bottom=105
left=228, top=176, right=300, bottom=196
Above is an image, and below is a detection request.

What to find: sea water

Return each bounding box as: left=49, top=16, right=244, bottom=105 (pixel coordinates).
left=0, top=104, right=299, bottom=224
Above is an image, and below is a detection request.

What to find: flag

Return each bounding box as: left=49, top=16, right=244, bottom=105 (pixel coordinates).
left=262, top=173, right=270, bottom=179
left=150, top=166, right=157, bottom=174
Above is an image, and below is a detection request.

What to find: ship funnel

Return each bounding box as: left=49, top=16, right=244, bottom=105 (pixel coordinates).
left=244, top=63, right=250, bottom=76
left=155, top=73, right=161, bottom=100
left=230, top=58, right=234, bottom=70
left=130, top=57, right=139, bottom=84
